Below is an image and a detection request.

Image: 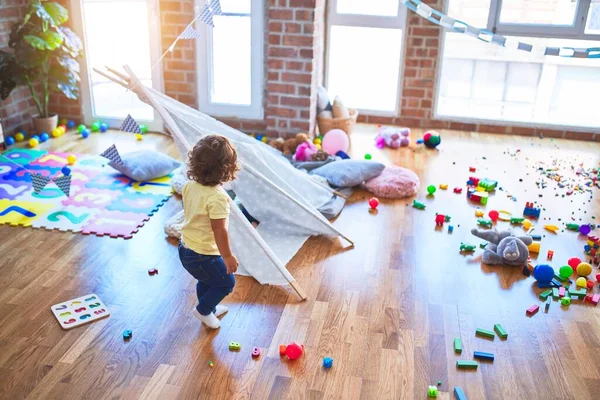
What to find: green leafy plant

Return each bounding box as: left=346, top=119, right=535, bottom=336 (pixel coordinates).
left=0, top=0, right=83, bottom=118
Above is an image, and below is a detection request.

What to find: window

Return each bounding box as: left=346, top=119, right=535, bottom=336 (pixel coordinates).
left=325, top=0, right=407, bottom=114
left=196, top=0, right=263, bottom=119
left=437, top=0, right=600, bottom=130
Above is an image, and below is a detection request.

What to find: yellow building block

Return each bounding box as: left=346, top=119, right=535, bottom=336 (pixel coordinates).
left=528, top=242, right=540, bottom=253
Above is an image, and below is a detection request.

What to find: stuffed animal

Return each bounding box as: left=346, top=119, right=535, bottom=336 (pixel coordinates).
left=375, top=127, right=410, bottom=149
left=268, top=137, right=284, bottom=152
left=311, top=150, right=329, bottom=162
left=283, top=133, right=309, bottom=155
left=294, top=140, right=318, bottom=161
left=471, top=228, right=533, bottom=273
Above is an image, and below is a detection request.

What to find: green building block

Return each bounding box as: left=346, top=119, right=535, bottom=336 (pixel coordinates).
left=476, top=328, right=495, bottom=339
left=539, top=289, right=552, bottom=300
left=493, top=324, right=508, bottom=339
left=456, top=360, right=478, bottom=369
left=569, top=288, right=586, bottom=298
left=427, top=385, right=438, bottom=397
left=554, top=274, right=566, bottom=283
left=454, top=338, right=462, bottom=353
left=229, top=341, right=241, bottom=351
left=552, top=287, right=559, bottom=299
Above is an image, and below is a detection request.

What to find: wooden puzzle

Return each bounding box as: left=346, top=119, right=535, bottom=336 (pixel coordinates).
left=51, top=293, right=110, bottom=330
left=0, top=149, right=173, bottom=239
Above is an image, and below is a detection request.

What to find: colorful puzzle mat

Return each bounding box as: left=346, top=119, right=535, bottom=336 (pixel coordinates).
left=0, top=149, right=173, bottom=239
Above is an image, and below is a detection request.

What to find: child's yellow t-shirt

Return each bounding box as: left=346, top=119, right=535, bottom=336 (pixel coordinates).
left=181, top=181, right=230, bottom=255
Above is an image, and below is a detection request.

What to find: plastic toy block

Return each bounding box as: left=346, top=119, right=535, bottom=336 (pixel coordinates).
left=554, top=274, right=566, bottom=283
left=475, top=210, right=484, bottom=217
left=547, top=250, right=554, bottom=260
left=561, top=297, right=571, bottom=306
left=552, top=288, right=559, bottom=299
left=523, top=202, right=541, bottom=219
left=566, top=223, right=580, bottom=231
left=478, top=178, right=498, bottom=192
left=428, top=385, right=438, bottom=397
left=454, top=338, right=462, bottom=353
left=252, top=347, right=261, bottom=358
left=531, top=234, right=542, bottom=241
left=587, top=280, right=594, bottom=290
left=460, top=243, right=476, bottom=252
left=148, top=268, right=158, bottom=275
left=456, top=360, right=478, bottom=369
left=544, top=224, right=559, bottom=233
left=545, top=299, right=551, bottom=312
left=526, top=305, right=539, bottom=316
left=569, top=288, right=586, bottom=298
left=439, top=184, right=448, bottom=190
left=467, top=189, right=489, bottom=205
left=229, top=342, right=241, bottom=351
left=453, top=187, right=463, bottom=194
left=467, top=177, right=480, bottom=186
left=477, top=219, right=493, bottom=228
left=473, top=351, right=494, bottom=361
left=123, top=330, right=132, bottom=340
left=279, top=344, right=287, bottom=355
left=475, top=328, right=495, bottom=339
left=437, top=381, right=442, bottom=386
left=528, top=242, right=540, bottom=253
left=589, top=294, right=600, bottom=306
left=323, top=357, right=333, bottom=368
left=523, top=220, right=532, bottom=230
left=493, top=324, right=508, bottom=339
left=454, top=386, right=467, bottom=400
left=539, top=289, right=552, bottom=300
left=448, top=225, right=454, bottom=233
left=558, top=287, right=565, bottom=297
left=469, top=167, right=476, bottom=172
left=412, top=200, right=426, bottom=210
left=510, top=217, right=525, bottom=225
left=208, top=361, right=214, bottom=368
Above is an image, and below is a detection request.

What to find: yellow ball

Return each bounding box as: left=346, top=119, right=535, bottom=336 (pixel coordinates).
left=316, top=144, right=322, bottom=150
left=15, top=132, right=25, bottom=142
left=577, top=262, right=592, bottom=276
left=314, top=138, right=321, bottom=145
left=261, top=136, right=268, bottom=143
left=58, top=126, right=66, bottom=134
left=135, top=134, right=143, bottom=141
left=28, top=138, right=39, bottom=148
left=67, top=155, right=77, bottom=165
left=576, top=277, right=587, bottom=287
left=51, top=129, right=60, bottom=138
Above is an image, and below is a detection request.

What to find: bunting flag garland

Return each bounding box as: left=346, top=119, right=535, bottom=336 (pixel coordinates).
left=53, top=175, right=72, bottom=197
left=209, top=0, right=222, bottom=15
left=179, top=25, right=202, bottom=40
left=31, top=173, right=51, bottom=194
left=120, top=114, right=142, bottom=134
left=100, top=144, right=123, bottom=166
left=199, top=4, right=214, bottom=27
left=400, top=0, right=600, bottom=59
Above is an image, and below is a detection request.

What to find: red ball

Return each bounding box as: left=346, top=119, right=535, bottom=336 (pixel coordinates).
left=423, top=133, right=432, bottom=142
left=368, top=197, right=379, bottom=210
left=568, top=257, right=582, bottom=269
left=488, top=210, right=499, bottom=222
left=285, top=343, right=303, bottom=360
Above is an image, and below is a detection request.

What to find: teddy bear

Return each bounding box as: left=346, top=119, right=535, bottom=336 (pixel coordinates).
left=311, top=150, right=329, bottom=161
left=375, top=127, right=410, bottom=149
left=283, top=133, right=309, bottom=155
left=268, top=137, right=284, bottom=152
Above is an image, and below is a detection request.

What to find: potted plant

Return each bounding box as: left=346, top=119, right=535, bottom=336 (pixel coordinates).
left=0, top=0, right=83, bottom=134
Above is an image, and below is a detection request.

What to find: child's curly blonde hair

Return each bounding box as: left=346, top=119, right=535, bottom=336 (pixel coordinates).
left=187, top=135, right=239, bottom=186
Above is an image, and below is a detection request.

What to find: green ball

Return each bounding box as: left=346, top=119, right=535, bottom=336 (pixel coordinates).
left=77, top=124, right=87, bottom=133
left=427, top=185, right=436, bottom=195
left=91, top=122, right=100, bottom=132
left=364, top=153, right=372, bottom=160
left=139, top=124, right=147, bottom=134
left=559, top=265, right=573, bottom=279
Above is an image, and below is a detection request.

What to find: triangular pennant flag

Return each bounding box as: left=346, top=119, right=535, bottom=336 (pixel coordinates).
left=179, top=25, right=202, bottom=40
left=99, top=144, right=123, bottom=166
left=31, top=173, right=51, bottom=194
left=209, top=0, right=222, bottom=15
left=199, top=4, right=214, bottom=27
left=120, top=114, right=142, bottom=134
left=53, top=175, right=72, bottom=197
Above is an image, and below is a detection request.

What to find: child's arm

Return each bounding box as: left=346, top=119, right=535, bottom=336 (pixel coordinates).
left=210, top=218, right=238, bottom=274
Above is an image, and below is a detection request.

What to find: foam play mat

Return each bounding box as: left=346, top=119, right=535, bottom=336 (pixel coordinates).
left=0, top=149, right=173, bottom=239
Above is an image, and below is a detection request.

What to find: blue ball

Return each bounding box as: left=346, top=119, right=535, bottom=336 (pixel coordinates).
left=81, top=129, right=90, bottom=138
left=533, top=264, right=554, bottom=283
left=61, top=166, right=71, bottom=176
left=39, top=133, right=50, bottom=142
left=5, top=137, right=15, bottom=146
left=323, top=357, right=333, bottom=369
left=256, top=134, right=263, bottom=141
left=99, top=122, right=108, bottom=133
left=32, top=135, right=40, bottom=141
left=67, top=120, right=76, bottom=128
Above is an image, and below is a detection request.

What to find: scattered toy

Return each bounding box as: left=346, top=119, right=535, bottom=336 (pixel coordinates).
left=148, top=268, right=158, bottom=275
left=229, top=342, right=241, bottom=351
left=427, top=385, right=438, bottom=397
left=368, top=197, right=379, bottom=210
left=526, top=304, right=539, bottom=316
left=413, top=200, right=426, bottom=210
left=123, top=330, right=132, bottom=340
left=473, top=351, right=494, bottom=361
left=493, top=324, right=508, bottom=339
left=453, top=187, right=463, bottom=194
left=252, top=347, right=261, bottom=358
left=323, top=357, right=333, bottom=368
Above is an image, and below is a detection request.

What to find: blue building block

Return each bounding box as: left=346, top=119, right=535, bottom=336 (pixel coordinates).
left=448, top=225, right=454, bottom=234
left=454, top=386, right=467, bottom=400
left=123, top=330, right=133, bottom=340
left=323, top=357, right=333, bottom=369
left=523, top=202, right=541, bottom=218
left=473, top=351, right=494, bottom=361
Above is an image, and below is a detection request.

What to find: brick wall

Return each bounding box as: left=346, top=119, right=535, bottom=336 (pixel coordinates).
left=0, top=0, right=39, bottom=135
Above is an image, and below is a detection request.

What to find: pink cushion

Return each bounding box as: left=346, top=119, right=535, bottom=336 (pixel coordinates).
left=363, top=166, right=420, bottom=199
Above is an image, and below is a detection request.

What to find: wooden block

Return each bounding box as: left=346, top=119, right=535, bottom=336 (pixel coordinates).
left=475, top=328, right=495, bottom=339
left=569, top=288, right=586, bottom=298
left=454, top=338, right=462, bottom=353
left=554, top=273, right=566, bottom=282
left=552, top=287, right=559, bottom=299
left=493, top=324, right=508, bottom=339
left=559, top=287, right=565, bottom=297
left=473, top=351, right=494, bottom=361
left=539, top=289, right=552, bottom=300
left=279, top=344, right=286, bottom=356
left=526, top=305, right=539, bottom=316
left=592, top=294, right=600, bottom=306
left=456, top=360, right=478, bottom=369
left=454, top=386, right=468, bottom=400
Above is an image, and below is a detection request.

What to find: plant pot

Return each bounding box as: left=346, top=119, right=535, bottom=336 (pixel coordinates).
left=33, top=114, right=58, bottom=134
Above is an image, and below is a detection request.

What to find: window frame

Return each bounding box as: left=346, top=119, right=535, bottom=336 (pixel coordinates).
left=195, top=0, right=264, bottom=119
left=487, top=0, right=600, bottom=40
left=324, top=0, right=408, bottom=116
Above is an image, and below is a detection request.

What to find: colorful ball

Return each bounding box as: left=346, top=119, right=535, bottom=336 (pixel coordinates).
left=58, top=124, right=67, bottom=131
left=28, top=138, right=39, bottom=148
left=576, top=277, right=587, bottom=287
left=99, top=122, right=109, bottom=133
left=488, top=210, right=499, bottom=222
left=322, top=129, right=349, bottom=155
left=31, top=135, right=40, bottom=141
left=91, top=122, right=100, bottom=132
left=5, top=136, right=15, bottom=146
left=568, top=257, right=582, bottom=269
left=61, top=166, right=71, bottom=176
left=533, top=264, right=554, bottom=283
left=261, top=136, right=268, bottom=143
left=577, top=262, right=592, bottom=277
left=51, top=128, right=61, bottom=138
left=365, top=153, right=372, bottom=160
left=81, top=129, right=90, bottom=138
left=579, top=224, right=592, bottom=235
left=313, top=137, right=321, bottom=145
left=285, top=343, right=303, bottom=360
left=67, top=120, right=76, bottom=128
left=39, top=133, right=49, bottom=142
left=135, top=133, right=143, bottom=141
left=77, top=124, right=87, bottom=133
left=423, top=130, right=441, bottom=149
left=368, top=197, right=379, bottom=210
left=67, top=154, right=77, bottom=165
left=15, top=132, right=25, bottom=142
left=427, top=185, right=436, bottom=195
left=139, top=124, right=148, bottom=134
left=558, top=265, right=573, bottom=279
left=59, top=118, right=68, bottom=126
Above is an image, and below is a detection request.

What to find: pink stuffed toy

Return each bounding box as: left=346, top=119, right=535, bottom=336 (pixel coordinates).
left=294, top=140, right=318, bottom=161
left=375, top=127, right=411, bottom=149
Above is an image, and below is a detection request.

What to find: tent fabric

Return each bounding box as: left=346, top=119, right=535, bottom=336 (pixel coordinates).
left=136, top=86, right=348, bottom=287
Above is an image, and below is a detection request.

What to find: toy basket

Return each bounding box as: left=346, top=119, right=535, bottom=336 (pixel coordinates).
left=317, top=108, right=359, bottom=136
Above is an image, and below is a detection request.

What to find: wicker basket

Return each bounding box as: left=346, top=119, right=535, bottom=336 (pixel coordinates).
left=317, top=108, right=359, bottom=136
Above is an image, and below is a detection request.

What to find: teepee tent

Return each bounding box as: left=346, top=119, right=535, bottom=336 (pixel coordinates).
left=95, top=66, right=353, bottom=300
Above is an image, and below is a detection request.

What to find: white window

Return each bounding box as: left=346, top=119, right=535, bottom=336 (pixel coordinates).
left=196, top=0, right=263, bottom=119
left=436, top=0, right=600, bottom=131
left=326, top=0, right=407, bottom=114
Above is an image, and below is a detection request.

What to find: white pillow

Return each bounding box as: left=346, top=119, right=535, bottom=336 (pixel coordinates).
left=109, top=150, right=180, bottom=181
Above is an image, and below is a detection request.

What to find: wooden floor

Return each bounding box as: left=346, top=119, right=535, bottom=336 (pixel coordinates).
left=1, top=125, right=600, bottom=399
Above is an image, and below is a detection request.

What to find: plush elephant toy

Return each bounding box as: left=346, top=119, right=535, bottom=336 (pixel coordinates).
left=471, top=228, right=533, bottom=273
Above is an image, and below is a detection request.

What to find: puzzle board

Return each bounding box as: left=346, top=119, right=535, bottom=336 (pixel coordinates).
left=0, top=149, right=173, bottom=239
left=51, top=293, right=110, bottom=330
